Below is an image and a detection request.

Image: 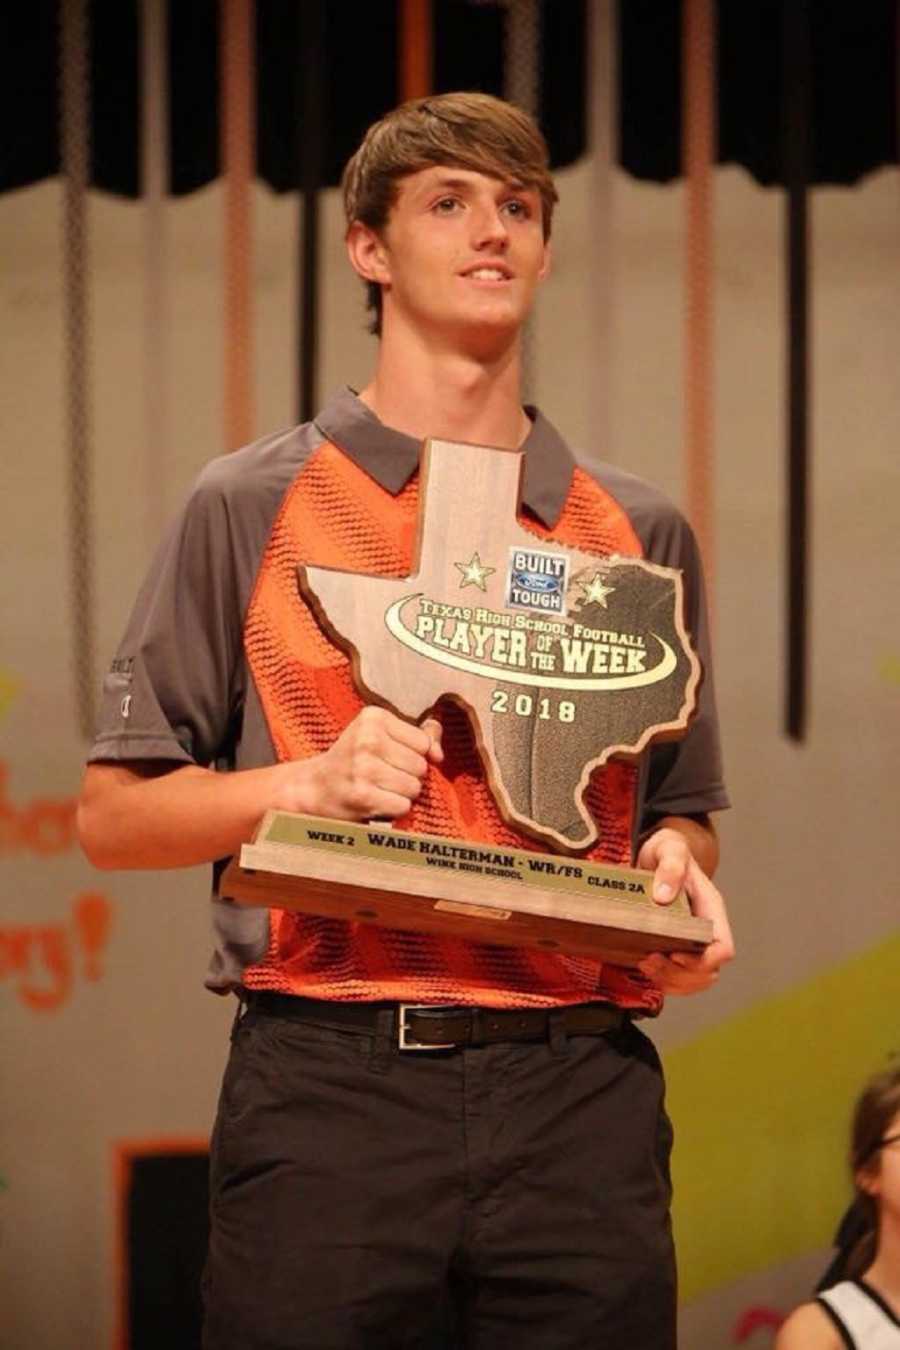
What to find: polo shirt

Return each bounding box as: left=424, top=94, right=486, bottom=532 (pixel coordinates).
left=88, top=388, right=729, bottom=1012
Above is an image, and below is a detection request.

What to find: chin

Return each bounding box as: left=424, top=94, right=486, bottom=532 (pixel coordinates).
left=459, top=303, right=527, bottom=336
left=410, top=303, right=527, bottom=354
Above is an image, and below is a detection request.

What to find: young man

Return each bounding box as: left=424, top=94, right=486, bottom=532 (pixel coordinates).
left=78, top=93, right=733, bottom=1349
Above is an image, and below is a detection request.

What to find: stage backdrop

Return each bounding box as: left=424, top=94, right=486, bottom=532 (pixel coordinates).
left=3, top=35, right=899, bottom=1350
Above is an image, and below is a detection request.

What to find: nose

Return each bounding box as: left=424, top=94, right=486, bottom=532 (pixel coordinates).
left=470, top=203, right=509, bottom=251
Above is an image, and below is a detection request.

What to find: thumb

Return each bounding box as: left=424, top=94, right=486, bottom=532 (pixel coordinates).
left=422, top=716, right=444, bottom=764
left=652, top=846, right=689, bottom=906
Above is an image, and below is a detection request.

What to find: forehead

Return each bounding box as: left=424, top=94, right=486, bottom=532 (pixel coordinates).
left=394, top=163, right=531, bottom=200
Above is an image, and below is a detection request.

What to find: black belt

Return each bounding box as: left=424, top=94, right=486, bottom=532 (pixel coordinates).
left=242, top=990, right=629, bottom=1050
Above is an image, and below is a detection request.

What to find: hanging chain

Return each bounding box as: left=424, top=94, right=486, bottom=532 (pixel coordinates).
left=221, top=0, right=255, bottom=451
left=141, top=0, right=170, bottom=550
left=60, top=0, right=96, bottom=742
left=682, top=0, right=717, bottom=612
left=502, top=0, right=540, bottom=404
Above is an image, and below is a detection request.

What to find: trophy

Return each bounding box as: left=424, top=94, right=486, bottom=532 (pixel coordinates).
left=220, top=438, right=712, bottom=964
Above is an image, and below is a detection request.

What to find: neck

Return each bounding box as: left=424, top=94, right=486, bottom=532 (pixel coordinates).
left=358, top=320, right=531, bottom=450
left=864, top=1215, right=900, bottom=1313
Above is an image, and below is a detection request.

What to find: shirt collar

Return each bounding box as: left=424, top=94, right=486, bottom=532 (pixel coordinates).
left=313, top=386, right=575, bottom=529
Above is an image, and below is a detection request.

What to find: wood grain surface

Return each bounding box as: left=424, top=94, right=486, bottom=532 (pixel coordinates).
left=300, top=437, right=700, bottom=851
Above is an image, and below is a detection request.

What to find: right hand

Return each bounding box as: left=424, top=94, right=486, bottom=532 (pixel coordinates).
left=274, top=705, right=443, bottom=822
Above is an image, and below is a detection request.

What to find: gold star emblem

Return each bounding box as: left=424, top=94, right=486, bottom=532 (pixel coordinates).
left=580, top=573, right=616, bottom=608
left=454, top=551, right=496, bottom=592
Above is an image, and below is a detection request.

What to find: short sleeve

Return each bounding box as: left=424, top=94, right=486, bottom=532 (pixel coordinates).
left=641, top=514, right=730, bottom=826
left=88, top=472, right=244, bottom=768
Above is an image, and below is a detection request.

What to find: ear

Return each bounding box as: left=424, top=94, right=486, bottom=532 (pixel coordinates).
left=855, top=1164, right=881, bottom=1199
left=537, top=238, right=552, bottom=284
left=346, top=221, right=392, bottom=287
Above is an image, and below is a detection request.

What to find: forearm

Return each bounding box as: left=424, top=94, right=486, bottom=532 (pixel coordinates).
left=77, top=759, right=302, bottom=871
left=78, top=707, right=443, bottom=873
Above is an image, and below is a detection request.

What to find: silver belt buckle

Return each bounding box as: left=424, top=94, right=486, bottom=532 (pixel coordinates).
left=398, top=1004, right=457, bottom=1051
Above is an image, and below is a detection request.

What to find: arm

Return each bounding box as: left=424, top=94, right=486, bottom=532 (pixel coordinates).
left=774, top=1303, right=843, bottom=1350
left=635, top=813, right=735, bottom=996
left=78, top=455, right=446, bottom=872
left=77, top=707, right=443, bottom=871
left=633, top=511, right=732, bottom=993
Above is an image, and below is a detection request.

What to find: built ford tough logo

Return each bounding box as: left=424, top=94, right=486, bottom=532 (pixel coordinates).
left=506, top=548, right=568, bottom=615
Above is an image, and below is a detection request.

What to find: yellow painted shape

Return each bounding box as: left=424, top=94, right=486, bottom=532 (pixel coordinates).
left=666, top=934, right=900, bottom=1301
left=0, top=668, right=19, bottom=724
left=878, top=652, right=900, bottom=687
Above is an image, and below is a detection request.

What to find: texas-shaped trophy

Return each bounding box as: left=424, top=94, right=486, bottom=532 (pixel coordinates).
left=220, top=437, right=713, bottom=965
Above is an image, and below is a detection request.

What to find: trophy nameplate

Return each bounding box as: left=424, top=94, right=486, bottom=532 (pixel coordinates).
left=226, top=811, right=709, bottom=962
left=221, top=437, right=713, bottom=960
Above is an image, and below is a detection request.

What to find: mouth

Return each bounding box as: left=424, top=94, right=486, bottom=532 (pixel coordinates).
left=460, top=264, right=513, bottom=283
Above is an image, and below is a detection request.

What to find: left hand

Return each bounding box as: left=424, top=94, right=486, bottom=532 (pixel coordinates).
left=635, top=827, right=735, bottom=996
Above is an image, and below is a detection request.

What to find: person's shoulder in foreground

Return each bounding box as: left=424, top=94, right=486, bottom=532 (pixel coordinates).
left=775, top=1299, right=845, bottom=1349
left=776, top=1062, right=900, bottom=1350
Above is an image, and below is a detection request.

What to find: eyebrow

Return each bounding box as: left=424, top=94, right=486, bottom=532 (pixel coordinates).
left=423, top=174, right=532, bottom=196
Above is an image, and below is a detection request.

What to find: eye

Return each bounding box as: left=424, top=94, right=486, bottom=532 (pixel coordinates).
left=432, top=196, right=461, bottom=215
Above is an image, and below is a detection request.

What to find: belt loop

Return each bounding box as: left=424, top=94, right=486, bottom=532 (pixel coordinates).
left=230, top=990, right=248, bottom=1041
left=369, top=1007, right=395, bottom=1074
left=548, top=1008, right=569, bottom=1058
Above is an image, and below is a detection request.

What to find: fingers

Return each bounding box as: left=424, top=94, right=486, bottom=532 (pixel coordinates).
left=637, top=852, right=735, bottom=997
left=353, top=707, right=443, bottom=776
left=341, top=709, right=426, bottom=814
left=366, top=735, right=430, bottom=782
left=682, top=860, right=736, bottom=962
left=353, top=705, right=431, bottom=756
left=357, top=708, right=443, bottom=762
left=637, top=827, right=691, bottom=906
left=324, top=759, right=419, bottom=822
left=421, top=716, right=444, bottom=765
left=353, top=750, right=423, bottom=799
left=350, top=783, right=420, bottom=820
left=652, top=846, right=688, bottom=905
left=638, top=948, right=724, bottom=997
left=310, top=706, right=445, bottom=822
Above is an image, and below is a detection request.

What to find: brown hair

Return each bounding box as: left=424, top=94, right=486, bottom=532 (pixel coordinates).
left=845, top=1060, right=900, bottom=1277
left=341, top=91, right=558, bottom=335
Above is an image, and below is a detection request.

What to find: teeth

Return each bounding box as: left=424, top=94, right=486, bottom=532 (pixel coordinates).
left=468, top=268, right=507, bottom=281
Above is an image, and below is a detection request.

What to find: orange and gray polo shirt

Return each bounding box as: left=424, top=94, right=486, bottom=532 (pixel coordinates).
left=88, top=388, right=729, bottom=1014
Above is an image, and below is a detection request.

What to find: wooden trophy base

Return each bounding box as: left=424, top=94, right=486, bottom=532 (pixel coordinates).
left=220, top=811, right=712, bottom=967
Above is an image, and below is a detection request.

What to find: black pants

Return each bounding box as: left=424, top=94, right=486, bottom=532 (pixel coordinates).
left=203, top=1004, right=676, bottom=1350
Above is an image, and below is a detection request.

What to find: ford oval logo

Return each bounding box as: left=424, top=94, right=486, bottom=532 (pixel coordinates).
left=513, top=571, right=559, bottom=593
